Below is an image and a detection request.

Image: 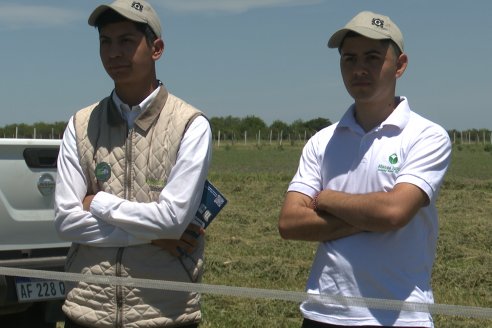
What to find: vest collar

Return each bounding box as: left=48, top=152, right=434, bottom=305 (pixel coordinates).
left=135, top=86, right=169, bottom=132
left=106, top=86, right=169, bottom=132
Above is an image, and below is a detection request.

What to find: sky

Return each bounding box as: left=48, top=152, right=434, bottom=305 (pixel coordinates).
left=0, top=0, right=491, bottom=131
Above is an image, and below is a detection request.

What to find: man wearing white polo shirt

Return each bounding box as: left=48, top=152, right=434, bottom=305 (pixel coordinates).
left=278, top=11, right=451, bottom=328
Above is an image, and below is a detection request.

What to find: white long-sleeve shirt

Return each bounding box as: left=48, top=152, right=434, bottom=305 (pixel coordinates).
left=54, top=87, right=212, bottom=247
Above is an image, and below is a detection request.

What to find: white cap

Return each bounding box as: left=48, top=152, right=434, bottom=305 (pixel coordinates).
left=328, top=11, right=404, bottom=53
left=88, top=0, right=162, bottom=38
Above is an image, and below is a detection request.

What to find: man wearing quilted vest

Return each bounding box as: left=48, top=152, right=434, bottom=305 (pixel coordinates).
left=54, top=1, right=212, bottom=327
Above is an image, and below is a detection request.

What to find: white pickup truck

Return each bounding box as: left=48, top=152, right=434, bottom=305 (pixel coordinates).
left=0, top=138, right=68, bottom=327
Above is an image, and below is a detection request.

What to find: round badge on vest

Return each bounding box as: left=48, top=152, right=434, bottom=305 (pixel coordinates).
left=95, top=162, right=111, bottom=182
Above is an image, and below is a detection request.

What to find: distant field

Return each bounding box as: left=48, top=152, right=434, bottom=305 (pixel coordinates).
left=199, top=143, right=492, bottom=328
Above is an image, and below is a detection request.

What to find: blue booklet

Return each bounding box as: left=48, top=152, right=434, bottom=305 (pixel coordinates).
left=192, top=180, right=228, bottom=229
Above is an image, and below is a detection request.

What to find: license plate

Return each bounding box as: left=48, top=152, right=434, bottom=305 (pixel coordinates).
left=15, top=277, right=65, bottom=302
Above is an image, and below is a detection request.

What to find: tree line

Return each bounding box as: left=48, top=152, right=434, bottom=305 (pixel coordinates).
left=0, top=118, right=491, bottom=145
left=210, top=116, right=332, bottom=143
left=0, top=116, right=332, bottom=141
left=447, top=128, right=492, bottom=144
left=0, top=121, right=68, bottom=139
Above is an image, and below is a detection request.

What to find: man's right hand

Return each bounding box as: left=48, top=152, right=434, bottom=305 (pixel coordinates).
left=278, top=191, right=361, bottom=242
left=151, top=223, right=204, bottom=257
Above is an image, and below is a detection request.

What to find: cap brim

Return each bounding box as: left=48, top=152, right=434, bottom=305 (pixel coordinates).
left=327, top=27, right=391, bottom=48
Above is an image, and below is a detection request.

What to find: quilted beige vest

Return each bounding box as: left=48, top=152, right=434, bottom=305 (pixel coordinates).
left=64, top=87, right=205, bottom=328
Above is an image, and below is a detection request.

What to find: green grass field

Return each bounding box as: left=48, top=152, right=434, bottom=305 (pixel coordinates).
left=199, top=143, right=492, bottom=328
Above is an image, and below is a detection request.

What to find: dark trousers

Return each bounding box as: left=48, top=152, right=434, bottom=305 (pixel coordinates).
left=302, top=318, right=425, bottom=328
left=64, top=317, right=199, bottom=328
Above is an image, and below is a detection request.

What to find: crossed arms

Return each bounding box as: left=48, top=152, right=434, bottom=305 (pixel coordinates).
left=278, top=182, right=428, bottom=242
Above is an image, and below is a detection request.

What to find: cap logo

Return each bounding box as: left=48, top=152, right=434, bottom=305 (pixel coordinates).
left=371, top=18, right=385, bottom=29
left=131, top=1, right=144, bottom=12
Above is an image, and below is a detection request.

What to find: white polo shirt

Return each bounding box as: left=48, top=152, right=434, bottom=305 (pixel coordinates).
left=288, top=97, right=451, bottom=327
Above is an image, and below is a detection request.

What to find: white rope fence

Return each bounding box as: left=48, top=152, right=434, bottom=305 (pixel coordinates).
left=0, top=266, right=490, bottom=320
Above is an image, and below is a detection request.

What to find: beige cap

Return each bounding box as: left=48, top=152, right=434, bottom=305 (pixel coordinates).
left=88, top=0, right=162, bottom=38
left=328, top=11, right=404, bottom=53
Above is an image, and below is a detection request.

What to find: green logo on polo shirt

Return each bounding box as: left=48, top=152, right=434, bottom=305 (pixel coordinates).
left=388, top=153, right=398, bottom=164
left=378, top=153, right=400, bottom=174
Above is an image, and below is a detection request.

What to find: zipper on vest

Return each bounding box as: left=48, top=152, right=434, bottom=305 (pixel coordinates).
left=124, top=129, right=134, bottom=199
left=116, top=130, right=133, bottom=327
left=115, top=247, right=125, bottom=328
